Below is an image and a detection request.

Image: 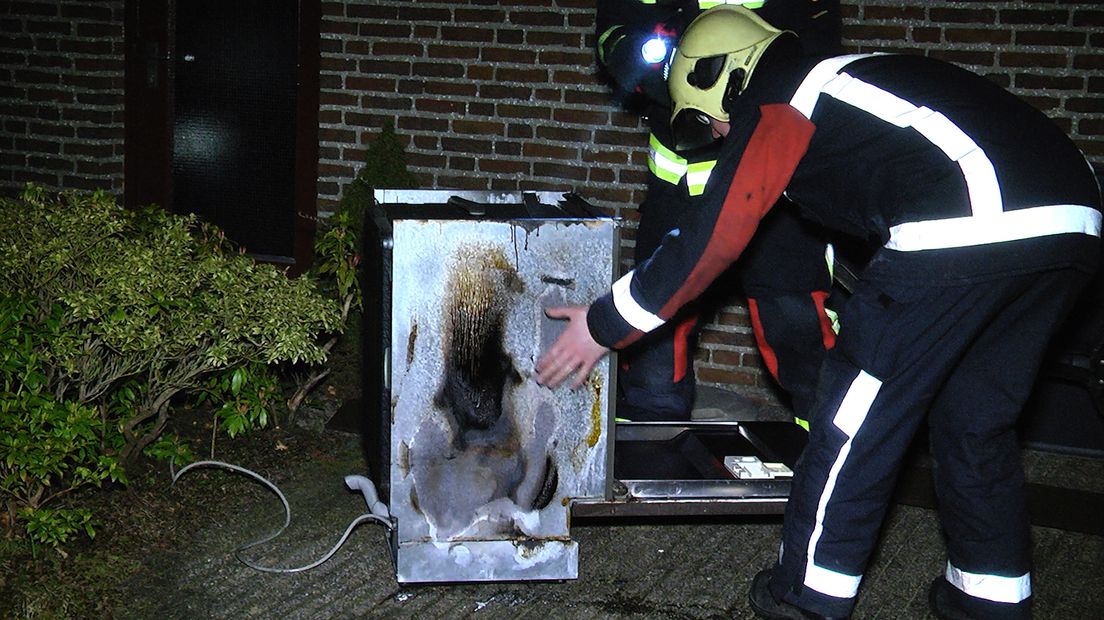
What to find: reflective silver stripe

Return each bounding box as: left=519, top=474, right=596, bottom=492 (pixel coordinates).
left=791, top=54, right=1102, bottom=250
left=946, top=562, right=1031, bottom=604
left=803, top=370, right=882, bottom=599
left=825, top=74, right=1003, bottom=218
left=612, top=271, right=665, bottom=333
left=789, top=54, right=874, bottom=119
left=887, top=204, right=1103, bottom=251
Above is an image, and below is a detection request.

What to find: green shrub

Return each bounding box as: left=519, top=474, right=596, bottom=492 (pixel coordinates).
left=0, top=187, right=342, bottom=463
left=0, top=295, right=124, bottom=551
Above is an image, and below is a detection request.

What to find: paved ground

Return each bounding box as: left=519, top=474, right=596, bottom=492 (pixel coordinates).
left=117, top=390, right=1104, bottom=619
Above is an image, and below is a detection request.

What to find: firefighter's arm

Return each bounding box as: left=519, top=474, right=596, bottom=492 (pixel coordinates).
left=587, top=104, right=816, bottom=352
left=534, top=305, right=609, bottom=389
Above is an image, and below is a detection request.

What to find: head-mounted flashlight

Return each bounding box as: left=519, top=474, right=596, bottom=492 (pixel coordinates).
left=640, top=35, right=670, bottom=65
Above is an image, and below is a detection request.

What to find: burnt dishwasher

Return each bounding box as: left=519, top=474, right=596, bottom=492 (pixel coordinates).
left=361, top=189, right=806, bottom=583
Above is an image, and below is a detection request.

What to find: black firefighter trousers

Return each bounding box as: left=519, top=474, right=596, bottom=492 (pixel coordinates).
left=769, top=263, right=1094, bottom=619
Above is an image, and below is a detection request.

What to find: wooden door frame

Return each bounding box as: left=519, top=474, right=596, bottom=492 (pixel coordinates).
left=123, top=0, right=320, bottom=274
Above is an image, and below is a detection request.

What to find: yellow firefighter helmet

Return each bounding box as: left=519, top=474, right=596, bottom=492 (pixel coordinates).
left=667, top=5, right=791, bottom=147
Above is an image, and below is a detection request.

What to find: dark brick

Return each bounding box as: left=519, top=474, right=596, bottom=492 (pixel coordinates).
left=7, top=2, right=58, bottom=17
left=552, top=108, right=609, bottom=125
left=26, top=87, right=72, bottom=104
left=319, top=90, right=357, bottom=107
left=526, top=30, right=582, bottom=47
left=412, top=61, right=464, bottom=78
left=846, top=24, right=908, bottom=41
left=1017, top=72, right=1084, bottom=90
left=58, top=39, right=115, bottom=55
left=1016, top=31, right=1086, bottom=47
left=864, top=6, right=926, bottom=20
left=495, top=67, right=548, bottom=84
left=497, top=29, right=524, bottom=45
left=452, top=119, right=503, bottom=136
left=594, top=129, right=645, bottom=147
left=450, top=156, right=476, bottom=171
left=346, top=4, right=397, bottom=20
left=481, top=47, right=538, bottom=64
left=357, top=22, right=411, bottom=38
left=912, top=27, right=941, bottom=44
left=26, top=19, right=70, bottom=35
left=440, top=25, right=494, bottom=43
left=1000, top=51, right=1069, bottom=69
left=397, top=114, right=448, bottom=132
left=1072, top=9, right=1104, bottom=28
left=396, top=78, right=426, bottom=95
left=469, top=102, right=494, bottom=116
left=427, top=43, right=477, bottom=60
left=28, top=154, right=73, bottom=172
left=322, top=56, right=357, bottom=72
left=565, top=89, right=609, bottom=107
left=478, top=83, right=531, bottom=100
left=533, top=161, right=587, bottom=181
left=506, top=124, right=533, bottom=139
left=396, top=6, right=452, bottom=22
left=1080, top=118, right=1104, bottom=136
left=536, top=125, right=591, bottom=143
left=1073, top=53, right=1104, bottom=71
left=507, top=10, right=565, bottom=28
left=945, top=28, right=1012, bottom=45
left=523, top=143, right=576, bottom=160
left=358, top=59, right=411, bottom=77
left=495, top=141, right=521, bottom=156
left=582, top=149, right=629, bottom=165
left=930, top=8, right=998, bottom=24
left=1068, top=97, right=1104, bottom=114
left=14, top=68, right=58, bottom=84
left=76, top=22, right=121, bottom=38
left=346, top=75, right=396, bottom=92
left=1001, top=9, right=1068, bottom=26
left=467, top=65, right=493, bottom=81
left=479, top=158, right=529, bottom=174
left=15, top=137, right=61, bottom=154
left=535, top=88, right=564, bottom=102
left=424, top=81, right=477, bottom=97
left=538, top=49, right=594, bottom=67
left=442, top=136, right=493, bottom=154
left=375, top=41, right=424, bottom=57
left=455, top=8, right=506, bottom=23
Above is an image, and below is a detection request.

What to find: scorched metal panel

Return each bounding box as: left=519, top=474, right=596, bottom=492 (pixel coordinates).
left=386, top=215, right=617, bottom=583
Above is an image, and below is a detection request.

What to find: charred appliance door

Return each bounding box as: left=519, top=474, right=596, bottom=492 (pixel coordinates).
left=370, top=190, right=617, bottom=583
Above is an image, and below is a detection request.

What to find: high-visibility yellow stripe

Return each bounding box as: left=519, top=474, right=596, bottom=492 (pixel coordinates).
left=637, top=0, right=766, bottom=8
left=649, top=133, right=688, bottom=185
left=685, top=160, right=716, bottom=196
left=699, top=1, right=766, bottom=8
left=597, top=26, right=625, bottom=65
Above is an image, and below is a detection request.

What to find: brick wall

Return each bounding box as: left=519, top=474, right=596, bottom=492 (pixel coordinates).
left=317, top=0, right=1104, bottom=399
left=0, top=0, right=126, bottom=195
left=2, top=0, right=1102, bottom=398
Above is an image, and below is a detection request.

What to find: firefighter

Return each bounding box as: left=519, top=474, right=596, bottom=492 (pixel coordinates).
left=596, top=0, right=842, bottom=426
left=540, top=6, right=1101, bottom=619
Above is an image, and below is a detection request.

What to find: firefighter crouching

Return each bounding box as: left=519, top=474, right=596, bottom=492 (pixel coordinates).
left=596, top=0, right=843, bottom=428
left=541, top=5, right=1102, bottom=619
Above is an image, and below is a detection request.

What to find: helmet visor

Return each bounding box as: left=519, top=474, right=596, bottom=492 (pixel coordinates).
left=686, top=55, right=727, bottom=90
left=671, top=107, right=720, bottom=152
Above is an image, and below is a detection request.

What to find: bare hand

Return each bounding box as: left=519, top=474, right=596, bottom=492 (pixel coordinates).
left=535, top=305, right=610, bottom=389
